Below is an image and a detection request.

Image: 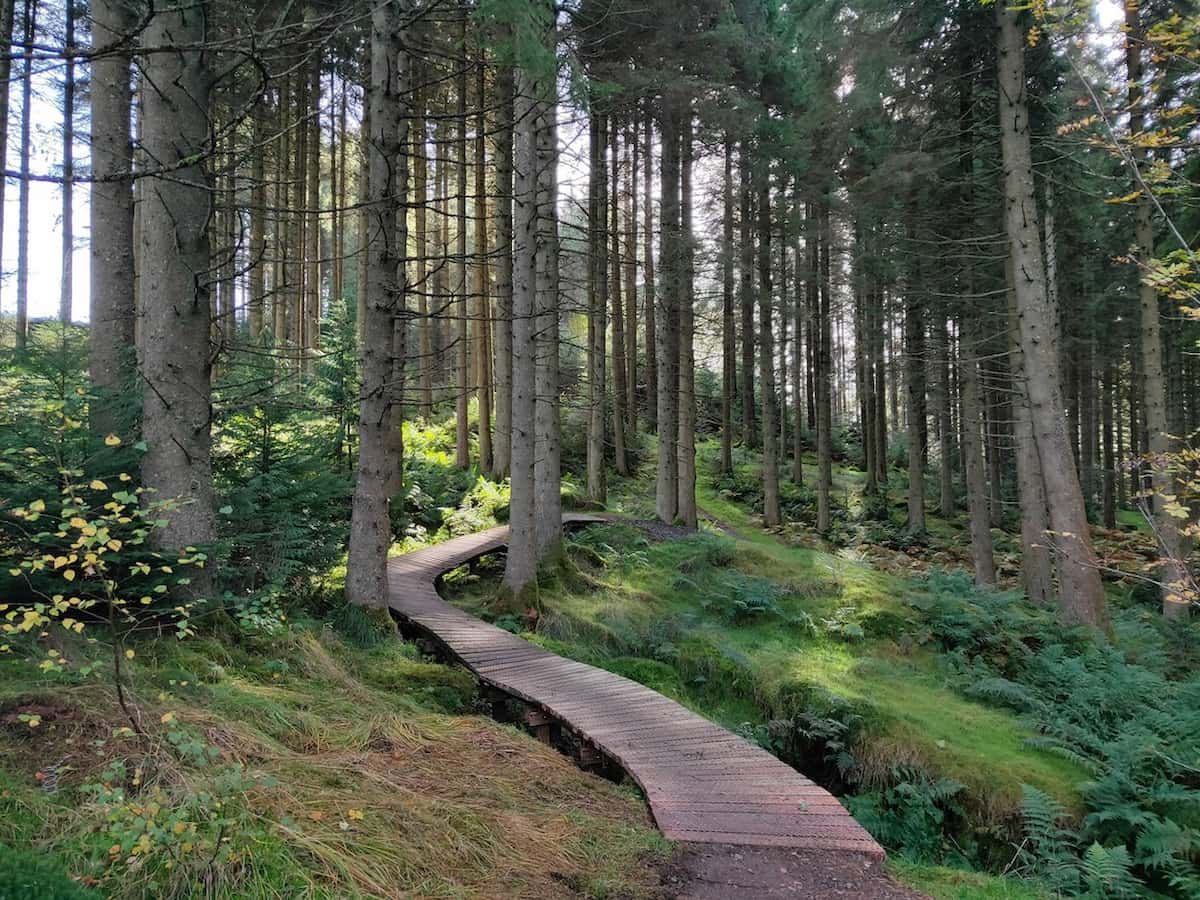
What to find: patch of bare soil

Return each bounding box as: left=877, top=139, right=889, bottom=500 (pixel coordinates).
left=659, top=845, right=927, bottom=900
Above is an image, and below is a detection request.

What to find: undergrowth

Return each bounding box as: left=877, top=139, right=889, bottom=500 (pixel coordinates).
left=0, top=625, right=667, bottom=899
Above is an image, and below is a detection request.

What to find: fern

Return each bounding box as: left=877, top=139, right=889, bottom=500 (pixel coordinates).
left=1080, top=842, right=1141, bottom=899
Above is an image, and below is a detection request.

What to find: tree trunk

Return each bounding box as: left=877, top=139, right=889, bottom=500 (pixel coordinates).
left=59, top=0, right=75, bottom=324
left=935, top=314, right=955, bottom=516
left=492, top=60, right=514, bottom=477
left=1125, top=1, right=1189, bottom=619
left=676, top=109, right=697, bottom=529
left=610, top=115, right=628, bottom=476
left=624, top=122, right=638, bottom=435
left=139, top=0, right=215, bottom=592
left=905, top=263, right=926, bottom=535
left=474, top=50, right=492, bottom=473
left=533, top=39, right=562, bottom=560
left=791, top=194, right=804, bottom=485
left=249, top=102, right=266, bottom=340
left=0, top=0, right=13, bottom=311
left=15, top=0, right=34, bottom=353
left=720, top=135, right=736, bottom=476
left=1007, top=256, right=1055, bottom=605
left=739, top=141, right=756, bottom=446
left=816, top=201, right=834, bottom=532
left=347, top=0, right=408, bottom=607
left=1102, top=360, right=1117, bottom=529
left=455, top=11, right=471, bottom=469
left=758, top=155, right=780, bottom=528
left=996, top=4, right=1108, bottom=632
left=414, top=71, right=434, bottom=418
left=642, top=106, right=657, bottom=429
left=655, top=101, right=680, bottom=524
left=89, top=0, right=136, bottom=436
left=586, top=110, right=608, bottom=501
left=960, top=312, right=996, bottom=584
left=503, top=57, right=538, bottom=601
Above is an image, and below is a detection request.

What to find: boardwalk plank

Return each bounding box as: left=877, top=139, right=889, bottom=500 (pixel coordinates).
left=387, top=517, right=883, bottom=860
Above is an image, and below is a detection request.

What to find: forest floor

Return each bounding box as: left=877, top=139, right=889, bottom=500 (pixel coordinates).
left=0, top=423, right=1179, bottom=898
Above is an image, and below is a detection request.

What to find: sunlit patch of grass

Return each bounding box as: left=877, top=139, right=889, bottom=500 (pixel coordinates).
left=889, top=861, right=1053, bottom=899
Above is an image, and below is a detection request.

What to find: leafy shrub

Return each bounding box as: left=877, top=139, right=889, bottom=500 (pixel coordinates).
left=848, top=775, right=967, bottom=863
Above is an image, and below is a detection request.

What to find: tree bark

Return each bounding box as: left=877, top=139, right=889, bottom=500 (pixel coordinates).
left=905, top=258, right=926, bottom=535
left=503, top=57, right=538, bottom=601
left=642, top=106, right=657, bottom=428
left=347, top=0, right=408, bottom=607
left=89, top=0, right=136, bottom=436
left=739, top=142, right=756, bottom=446
left=996, top=4, right=1108, bottom=631
left=1007, top=255, right=1055, bottom=605
left=676, top=110, right=697, bottom=529
left=655, top=100, right=680, bottom=524
left=1125, top=1, right=1189, bottom=619
left=474, top=49, right=492, bottom=473
left=492, top=59, right=514, bottom=477
left=249, top=102, right=266, bottom=340
left=59, top=0, right=75, bottom=324
left=138, top=0, right=215, bottom=591
left=758, top=155, right=780, bottom=527
left=610, top=115, right=628, bottom=476
left=533, top=39, right=561, bottom=560
left=15, top=0, right=34, bottom=353
left=720, top=135, right=736, bottom=476
left=624, top=121, right=638, bottom=435
left=454, top=10, right=470, bottom=469
left=586, top=110, right=608, bottom=501
left=414, top=70, right=434, bottom=418
left=816, top=202, right=833, bottom=532
left=0, top=0, right=13, bottom=309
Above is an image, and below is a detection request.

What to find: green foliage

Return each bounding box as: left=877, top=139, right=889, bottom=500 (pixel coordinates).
left=848, top=775, right=967, bottom=863
left=915, top=571, right=1200, bottom=896
left=0, top=842, right=100, bottom=899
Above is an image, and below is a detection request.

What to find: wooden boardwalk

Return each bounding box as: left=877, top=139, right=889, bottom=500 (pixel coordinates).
left=386, top=517, right=883, bottom=857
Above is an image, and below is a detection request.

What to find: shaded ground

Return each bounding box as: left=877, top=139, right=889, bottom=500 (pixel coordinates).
left=662, top=845, right=927, bottom=899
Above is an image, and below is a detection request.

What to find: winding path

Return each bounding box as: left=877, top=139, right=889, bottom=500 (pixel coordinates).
left=386, top=516, right=883, bottom=858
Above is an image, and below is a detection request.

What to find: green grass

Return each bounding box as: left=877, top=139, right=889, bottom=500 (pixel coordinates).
left=447, top=511, right=1086, bottom=825
left=0, top=626, right=667, bottom=899
left=889, top=861, right=1054, bottom=900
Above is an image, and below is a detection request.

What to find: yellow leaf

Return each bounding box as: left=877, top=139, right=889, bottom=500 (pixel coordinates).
left=173, top=822, right=187, bottom=835
left=104, top=434, right=122, bottom=447
left=52, top=556, right=68, bottom=570
left=160, top=711, right=175, bottom=724
left=62, top=570, right=76, bottom=582
left=89, top=480, right=107, bottom=491
left=125, top=649, right=135, bottom=660
left=348, top=808, right=364, bottom=820
left=119, top=473, right=131, bottom=482
left=69, top=517, right=87, bottom=529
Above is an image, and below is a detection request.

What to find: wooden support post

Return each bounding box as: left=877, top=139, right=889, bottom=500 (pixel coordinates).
left=522, top=705, right=556, bottom=744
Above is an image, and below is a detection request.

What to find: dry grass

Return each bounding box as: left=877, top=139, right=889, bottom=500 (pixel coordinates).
left=0, top=630, right=668, bottom=899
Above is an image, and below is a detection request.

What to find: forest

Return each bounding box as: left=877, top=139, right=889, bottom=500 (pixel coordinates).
left=2, top=0, right=1200, bottom=897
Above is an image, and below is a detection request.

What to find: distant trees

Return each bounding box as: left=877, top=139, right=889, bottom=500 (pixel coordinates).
left=0, top=0, right=1189, bottom=628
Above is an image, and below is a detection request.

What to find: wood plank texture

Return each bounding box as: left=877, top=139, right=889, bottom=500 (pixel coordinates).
left=386, top=517, right=883, bottom=858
